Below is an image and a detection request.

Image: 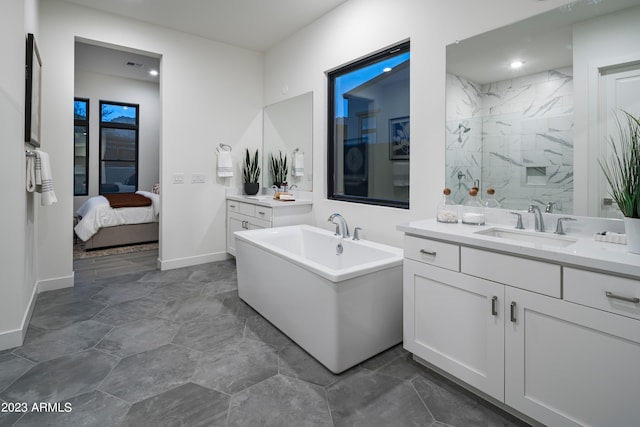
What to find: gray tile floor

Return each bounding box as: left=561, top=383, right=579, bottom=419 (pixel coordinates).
left=0, top=250, right=529, bottom=427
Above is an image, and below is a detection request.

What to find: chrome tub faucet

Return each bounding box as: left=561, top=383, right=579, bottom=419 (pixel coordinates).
left=328, top=213, right=349, bottom=239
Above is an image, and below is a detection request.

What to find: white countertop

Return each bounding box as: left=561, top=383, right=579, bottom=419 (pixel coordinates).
left=397, top=218, right=640, bottom=279
left=226, top=194, right=313, bottom=208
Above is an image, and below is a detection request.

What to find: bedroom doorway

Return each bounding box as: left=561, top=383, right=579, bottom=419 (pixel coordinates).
left=73, top=40, right=161, bottom=261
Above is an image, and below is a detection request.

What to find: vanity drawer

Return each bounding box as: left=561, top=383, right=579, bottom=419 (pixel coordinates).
left=404, top=235, right=459, bottom=271
left=461, top=247, right=561, bottom=298
left=238, top=202, right=256, bottom=217
left=254, top=206, right=272, bottom=222
left=564, top=268, right=640, bottom=321
left=227, top=200, right=242, bottom=213
left=227, top=200, right=272, bottom=221
left=228, top=200, right=255, bottom=216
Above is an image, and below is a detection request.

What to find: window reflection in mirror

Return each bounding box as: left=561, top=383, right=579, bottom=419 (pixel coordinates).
left=263, top=92, right=313, bottom=192
left=445, top=0, right=640, bottom=216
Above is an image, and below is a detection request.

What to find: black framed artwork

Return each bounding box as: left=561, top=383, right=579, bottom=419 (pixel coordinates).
left=389, top=116, right=410, bottom=160
left=25, top=33, right=42, bottom=147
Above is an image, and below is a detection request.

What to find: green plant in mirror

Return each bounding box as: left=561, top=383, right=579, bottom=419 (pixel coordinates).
left=599, top=110, right=640, bottom=218
left=270, top=150, right=289, bottom=186
left=243, top=148, right=261, bottom=184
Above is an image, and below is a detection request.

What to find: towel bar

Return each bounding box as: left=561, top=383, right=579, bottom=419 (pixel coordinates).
left=25, top=150, right=37, bottom=157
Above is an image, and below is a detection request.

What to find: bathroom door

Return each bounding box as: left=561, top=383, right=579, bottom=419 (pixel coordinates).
left=599, top=64, right=640, bottom=218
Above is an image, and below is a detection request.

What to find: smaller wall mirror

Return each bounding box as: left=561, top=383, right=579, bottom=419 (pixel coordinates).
left=262, top=91, right=313, bottom=191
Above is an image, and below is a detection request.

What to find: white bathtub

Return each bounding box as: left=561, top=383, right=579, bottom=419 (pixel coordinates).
left=234, top=224, right=403, bottom=373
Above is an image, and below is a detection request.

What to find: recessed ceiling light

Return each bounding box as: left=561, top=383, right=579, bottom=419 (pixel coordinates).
left=510, top=60, right=524, bottom=69
left=383, top=67, right=392, bottom=72
left=149, top=70, right=159, bottom=76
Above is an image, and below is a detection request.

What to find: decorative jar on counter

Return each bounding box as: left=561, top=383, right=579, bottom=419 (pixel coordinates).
left=437, top=188, right=458, bottom=223
left=461, top=187, right=485, bottom=225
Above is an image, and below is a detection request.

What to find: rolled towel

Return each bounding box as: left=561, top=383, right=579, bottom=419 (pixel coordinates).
left=35, top=150, right=58, bottom=206
left=293, top=151, right=304, bottom=177
left=217, top=150, right=233, bottom=177
left=26, top=156, right=36, bottom=192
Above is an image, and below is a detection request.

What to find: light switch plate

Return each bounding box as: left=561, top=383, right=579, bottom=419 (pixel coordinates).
left=173, top=173, right=184, bottom=184
left=192, top=174, right=205, bottom=184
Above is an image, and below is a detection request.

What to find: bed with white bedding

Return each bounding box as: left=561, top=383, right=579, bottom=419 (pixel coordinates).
left=74, top=191, right=159, bottom=250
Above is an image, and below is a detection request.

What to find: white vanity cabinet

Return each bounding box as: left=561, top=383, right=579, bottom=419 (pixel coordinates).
left=505, top=285, right=640, bottom=427
left=402, top=230, right=640, bottom=427
left=404, top=257, right=506, bottom=400
left=226, top=198, right=312, bottom=256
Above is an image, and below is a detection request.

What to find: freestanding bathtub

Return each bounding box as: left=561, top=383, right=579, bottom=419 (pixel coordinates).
left=234, top=224, right=403, bottom=373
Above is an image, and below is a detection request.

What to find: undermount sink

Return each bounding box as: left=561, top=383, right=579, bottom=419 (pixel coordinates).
left=474, top=227, right=577, bottom=248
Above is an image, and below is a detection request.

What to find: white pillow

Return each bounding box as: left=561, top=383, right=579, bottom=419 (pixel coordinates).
left=135, top=191, right=160, bottom=215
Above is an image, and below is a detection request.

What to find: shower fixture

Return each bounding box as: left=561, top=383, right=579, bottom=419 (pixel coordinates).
left=457, top=123, right=471, bottom=142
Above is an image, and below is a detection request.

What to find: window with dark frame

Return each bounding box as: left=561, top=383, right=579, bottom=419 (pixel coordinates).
left=73, top=98, right=89, bottom=196
left=328, top=41, right=410, bottom=209
left=99, top=101, right=139, bottom=194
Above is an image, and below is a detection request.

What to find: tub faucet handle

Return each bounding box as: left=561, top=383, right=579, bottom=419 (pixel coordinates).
left=510, top=212, right=525, bottom=230
left=333, top=223, right=340, bottom=236
left=353, top=227, right=362, bottom=241
left=555, top=217, right=576, bottom=235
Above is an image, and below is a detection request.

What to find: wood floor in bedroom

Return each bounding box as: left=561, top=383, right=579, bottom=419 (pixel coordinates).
left=0, top=250, right=529, bottom=427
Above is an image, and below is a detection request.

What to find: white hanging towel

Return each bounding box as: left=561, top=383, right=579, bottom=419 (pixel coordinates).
left=26, top=155, right=36, bottom=192
left=392, top=161, right=409, bottom=187
left=34, top=150, right=58, bottom=206
left=217, top=150, right=233, bottom=177
left=293, top=151, right=305, bottom=177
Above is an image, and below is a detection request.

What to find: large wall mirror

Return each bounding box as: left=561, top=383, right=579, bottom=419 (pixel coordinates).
left=262, top=91, right=313, bottom=192
left=446, top=0, right=640, bottom=217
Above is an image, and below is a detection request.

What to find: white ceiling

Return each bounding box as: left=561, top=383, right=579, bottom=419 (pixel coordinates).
left=63, top=0, right=348, bottom=52
left=447, top=0, right=640, bottom=85
left=75, top=41, right=161, bottom=83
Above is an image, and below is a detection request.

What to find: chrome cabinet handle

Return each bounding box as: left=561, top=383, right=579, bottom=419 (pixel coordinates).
left=491, top=296, right=498, bottom=316
left=229, top=204, right=236, bottom=208
left=605, top=291, right=639, bottom=304
left=510, top=301, right=517, bottom=322
left=419, top=249, right=437, bottom=256
left=258, top=211, right=265, bottom=215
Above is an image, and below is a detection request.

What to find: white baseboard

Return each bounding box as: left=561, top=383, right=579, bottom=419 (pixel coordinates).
left=158, top=251, right=230, bottom=271
left=0, top=278, right=40, bottom=351
left=37, top=272, right=74, bottom=293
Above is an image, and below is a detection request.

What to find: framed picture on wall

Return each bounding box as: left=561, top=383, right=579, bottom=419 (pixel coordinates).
left=389, top=116, right=409, bottom=160
left=25, top=33, right=42, bottom=147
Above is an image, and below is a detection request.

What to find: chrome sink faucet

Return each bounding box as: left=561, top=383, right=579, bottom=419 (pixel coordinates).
left=328, top=213, right=349, bottom=239
left=528, top=205, right=545, bottom=232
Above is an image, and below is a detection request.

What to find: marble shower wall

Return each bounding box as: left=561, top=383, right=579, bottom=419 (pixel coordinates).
left=445, top=68, right=574, bottom=212
left=445, top=74, right=483, bottom=204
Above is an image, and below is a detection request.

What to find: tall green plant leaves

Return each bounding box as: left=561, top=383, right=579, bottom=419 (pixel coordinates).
left=242, top=148, right=260, bottom=183
left=599, top=111, right=640, bottom=218
left=270, top=151, right=289, bottom=184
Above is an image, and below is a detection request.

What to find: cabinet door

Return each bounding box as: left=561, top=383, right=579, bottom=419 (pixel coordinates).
left=404, top=259, right=505, bottom=400
left=227, top=215, right=245, bottom=256
left=505, top=287, right=640, bottom=427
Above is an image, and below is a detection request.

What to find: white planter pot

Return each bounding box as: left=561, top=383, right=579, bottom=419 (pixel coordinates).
left=624, top=217, right=640, bottom=254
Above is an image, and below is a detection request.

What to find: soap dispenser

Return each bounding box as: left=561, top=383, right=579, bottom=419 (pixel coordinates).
left=462, top=188, right=485, bottom=225
left=437, top=188, right=458, bottom=223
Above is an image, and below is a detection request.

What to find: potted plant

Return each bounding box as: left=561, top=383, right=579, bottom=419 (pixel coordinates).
left=243, top=148, right=261, bottom=195
left=270, top=150, right=289, bottom=188
left=599, top=110, right=640, bottom=253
